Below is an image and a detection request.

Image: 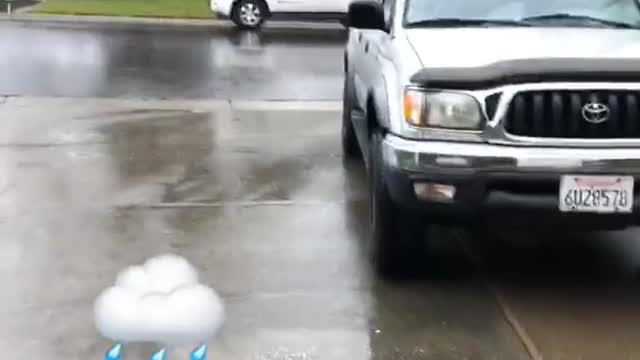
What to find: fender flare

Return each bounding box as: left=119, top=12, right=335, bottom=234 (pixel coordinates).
left=231, top=0, right=271, bottom=15
left=367, top=75, right=391, bottom=132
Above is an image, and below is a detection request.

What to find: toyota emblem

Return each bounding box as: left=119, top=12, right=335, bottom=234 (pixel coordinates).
left=582, top=102, right=610, bottom=124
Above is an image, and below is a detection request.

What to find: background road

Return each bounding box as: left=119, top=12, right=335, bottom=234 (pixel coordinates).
left=2, top=20, right=640, bottom=360
left=0, top=21, right=344, bottom=99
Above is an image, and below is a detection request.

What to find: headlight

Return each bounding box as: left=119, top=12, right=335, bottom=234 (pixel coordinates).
left=403, top=89, right=483, bottom=130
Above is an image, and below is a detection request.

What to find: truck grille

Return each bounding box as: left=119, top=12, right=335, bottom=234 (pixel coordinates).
left=503, top=90, right=640, bottom=139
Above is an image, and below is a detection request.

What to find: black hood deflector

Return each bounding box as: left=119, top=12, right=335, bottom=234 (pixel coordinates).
left=410, top=58, right=640, bottom=89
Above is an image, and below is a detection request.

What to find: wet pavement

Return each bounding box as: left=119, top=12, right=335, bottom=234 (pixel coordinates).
left=3, top=20, right=640, bottom=360
left=4, top=96, right=640, bottom=360
left=471, top=228, right=640, bottom=360
left=0, top=22, right=345, bottom=99
left=0, top=97, right=529, bottom=360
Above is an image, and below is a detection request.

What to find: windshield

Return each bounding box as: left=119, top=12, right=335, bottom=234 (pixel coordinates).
left=403, top=0, right=640, bottom=27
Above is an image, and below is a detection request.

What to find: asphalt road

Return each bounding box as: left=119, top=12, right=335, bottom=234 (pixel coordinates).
left=0, top=21, right=345, bottom=99
left=2, top=20, right=640, bottom=360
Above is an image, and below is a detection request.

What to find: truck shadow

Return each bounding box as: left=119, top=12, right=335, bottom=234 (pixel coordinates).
left=469, top=225, right=640, bottom=291
left=341, top=157, right=640, bottom=289
left=341, top=158, right=488, bottom=284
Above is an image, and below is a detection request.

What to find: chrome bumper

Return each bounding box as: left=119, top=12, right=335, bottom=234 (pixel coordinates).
left=382, top=134, right=640, bottom=175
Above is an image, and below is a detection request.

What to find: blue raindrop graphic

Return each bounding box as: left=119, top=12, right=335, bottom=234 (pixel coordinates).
left=105, top=344, right=122, bottom=360
left=190, top=345, right=207, bottom=360
left=150, top=348, right=167, bottom=360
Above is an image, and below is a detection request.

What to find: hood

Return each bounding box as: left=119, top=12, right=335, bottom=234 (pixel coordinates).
left=406, top=27, right=640, bottom=68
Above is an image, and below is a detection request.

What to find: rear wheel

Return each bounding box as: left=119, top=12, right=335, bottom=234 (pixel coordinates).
left=231, top=0, right=267, bottom=29
left=368, top=128, right=430, bottom=278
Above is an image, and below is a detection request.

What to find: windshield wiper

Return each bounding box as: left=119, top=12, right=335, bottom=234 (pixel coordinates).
left=404, top=18, right=531, bottom=28
left=521, top=13, right=635, bottom=28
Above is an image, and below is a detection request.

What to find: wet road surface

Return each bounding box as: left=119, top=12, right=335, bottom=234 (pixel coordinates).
left=0, top=22, right=345, bottom=99
left=3, top=96, right=640, bottom=360
left=0, top=97, right=529, bottom=360
left=3, top=21, right=640, bottom=360
left=471, top=228, right=640, bottom=360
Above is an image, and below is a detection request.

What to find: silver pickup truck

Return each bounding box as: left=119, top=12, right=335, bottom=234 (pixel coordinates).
left=342, top=0, right=640, bottom=276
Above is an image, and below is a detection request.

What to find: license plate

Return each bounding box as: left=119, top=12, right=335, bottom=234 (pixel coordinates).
left=559, top=175, right=634, bottom=213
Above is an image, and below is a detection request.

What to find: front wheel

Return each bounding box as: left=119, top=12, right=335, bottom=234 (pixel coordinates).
left=368, top=129, right=430, bottom=278
left=231, top=0, right=267, bottom=29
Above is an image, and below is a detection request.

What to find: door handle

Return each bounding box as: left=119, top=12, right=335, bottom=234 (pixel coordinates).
left=364, top=42, right=369, bottom=52
left=358, top=33, right=363, bottom=42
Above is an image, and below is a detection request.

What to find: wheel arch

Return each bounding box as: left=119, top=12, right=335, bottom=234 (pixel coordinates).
left=366, top=95, right=379, bottom=135
left=232, top=0, right=271, bottom=16
left=366, top=80, right=391, bottom=137
left=343, top=52, right=348, bottom=73
left=363, top=90, right=388, bottom=167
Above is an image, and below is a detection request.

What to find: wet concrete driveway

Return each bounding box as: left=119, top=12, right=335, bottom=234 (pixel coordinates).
left=3, top=20, right=640, bottom=360
left=4, top=96, right=640, bottom=360
left=0, top=97, right=530, bottom=360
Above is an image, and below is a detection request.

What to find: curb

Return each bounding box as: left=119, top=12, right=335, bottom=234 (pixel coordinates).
left=0, top=13, right=344, bottom=30
left=0, top=13, right=231, bottom=27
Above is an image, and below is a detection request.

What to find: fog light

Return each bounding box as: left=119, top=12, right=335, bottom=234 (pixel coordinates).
left=414, top=182, right=456, bottom=202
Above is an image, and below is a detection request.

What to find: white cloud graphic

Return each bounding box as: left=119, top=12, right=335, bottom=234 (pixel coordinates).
left=94, top=254, right=224, bottom=345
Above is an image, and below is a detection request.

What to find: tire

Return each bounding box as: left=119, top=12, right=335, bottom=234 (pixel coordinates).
left=231, top=0, right=267, bottom=29
left=342, top=73, right=361, bottom=159
left=368, top=128, right=429, bottom=278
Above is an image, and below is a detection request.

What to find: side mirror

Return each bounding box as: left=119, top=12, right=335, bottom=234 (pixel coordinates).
left=347, top=0, right=385, bottom=30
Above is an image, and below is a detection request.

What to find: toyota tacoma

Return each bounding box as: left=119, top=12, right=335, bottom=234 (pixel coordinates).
left=342, top=0, right=640, bottom=275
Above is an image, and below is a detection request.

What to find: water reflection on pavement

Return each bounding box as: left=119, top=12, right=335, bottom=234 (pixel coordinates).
left=2, top=20, right=640, bottom=360
left=0, top=98, right=528, bottom=360
left=0, top=23, right=345, bottom=99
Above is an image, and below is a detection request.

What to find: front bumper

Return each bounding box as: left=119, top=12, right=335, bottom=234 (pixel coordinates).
left=382, top=134, right=640, bottom=228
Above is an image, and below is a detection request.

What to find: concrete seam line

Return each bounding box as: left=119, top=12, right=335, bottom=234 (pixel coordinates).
left=0, top=142, right=106, bottom=148
left=453, top=229, right=544, bottom=360
left=0, top=96, right=341, bottom=110
left=116, top=200, right=347, bottom=208
left=490, top=283, right=544, bottom=360
left=231, top=100, right=342, bottom=111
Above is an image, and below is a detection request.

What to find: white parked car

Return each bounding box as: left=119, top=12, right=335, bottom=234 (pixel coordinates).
left=211, top=0, right=351, bottom=29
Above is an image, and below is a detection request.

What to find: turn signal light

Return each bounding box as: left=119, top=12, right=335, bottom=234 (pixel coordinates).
left=404, top=89, right=427, bottom=126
